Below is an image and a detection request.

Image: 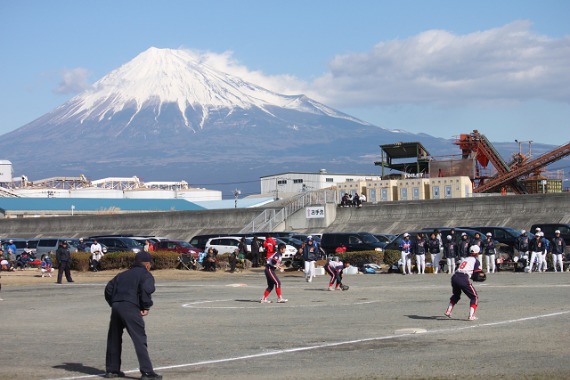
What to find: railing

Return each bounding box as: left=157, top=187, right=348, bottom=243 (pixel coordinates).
left=239, top=189, right=336, bottom=233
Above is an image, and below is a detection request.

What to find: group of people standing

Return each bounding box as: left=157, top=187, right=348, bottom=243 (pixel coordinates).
left=340, top=193, right=366, bottom=207
left=515, top=228, right=567, bottom=272
left=399, top=229, right=500, bottom=275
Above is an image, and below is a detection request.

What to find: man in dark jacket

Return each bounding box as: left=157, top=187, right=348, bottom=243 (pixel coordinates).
left=55, top=241, right=74, bottom=284
left=104, top=251, right=162, bottom=380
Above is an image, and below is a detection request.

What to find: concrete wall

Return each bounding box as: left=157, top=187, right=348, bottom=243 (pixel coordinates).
left=325, top=193, right=570, bottom=234
left=0, top=193, right=568, bottom=240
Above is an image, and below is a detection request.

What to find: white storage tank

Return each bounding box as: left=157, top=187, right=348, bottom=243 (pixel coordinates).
left=124, top=189, right=176, bottom=199
left=13, top=188, right=70, bottom=198
left=176, top=189, right=222, bottom=202
left=0, top=160, right=13, bottom=183
left=70, top=188, right=124, bottom=198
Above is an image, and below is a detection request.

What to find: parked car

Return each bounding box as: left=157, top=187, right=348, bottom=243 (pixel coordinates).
left=155, top=239, right=201, bottom=258
left=189, top=234, right=229, bottom=251
left=530, top=223, right=570, bottom=252
left=278, top=236, right=304, bottom=249
left=35, top=238, right=79, bottom=256
left=204, top=236, right=253, bottom=256
left=320, top=232, right=385, bottom=255
left=87, top=236, right=142, bottom=253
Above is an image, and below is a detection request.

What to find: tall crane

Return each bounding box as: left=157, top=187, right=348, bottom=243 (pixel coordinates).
left=475, top=141, right=570, bottom=193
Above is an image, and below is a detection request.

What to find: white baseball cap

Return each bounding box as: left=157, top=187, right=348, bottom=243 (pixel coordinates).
left=446, top=235, right=452, bottom=240
left=535, top=227, right=541, bottom=232
left=555, top=230, right=561, bottom=234
left=486, top=232, right=492, bottom=237
left=469, top=245, right=480, bottom=254
left=403, top=233, right=410, bottom=237
left=521, top=229, right=526, bottom=234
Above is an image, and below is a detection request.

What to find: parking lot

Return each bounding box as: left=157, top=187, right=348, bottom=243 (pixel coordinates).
left=1, top=268, right=569, bottom=379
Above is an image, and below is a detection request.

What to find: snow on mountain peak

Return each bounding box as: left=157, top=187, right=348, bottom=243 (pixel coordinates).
left=56, top=47, right=362, bottom=129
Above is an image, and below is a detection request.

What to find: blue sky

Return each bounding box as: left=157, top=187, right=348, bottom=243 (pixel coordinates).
left=1, top=0, right=569, bottom=145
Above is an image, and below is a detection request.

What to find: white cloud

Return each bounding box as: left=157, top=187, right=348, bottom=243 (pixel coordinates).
left=184, top=22, right=569, bottom=110
left=53, top=67, right=92, bottom=94
left=311, top=21, right=570, bottom=107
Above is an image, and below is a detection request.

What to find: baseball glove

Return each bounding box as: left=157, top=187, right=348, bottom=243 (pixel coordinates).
left=471, top=271, right=487, bottom=282
left=341, top=284, right=349, bottom=291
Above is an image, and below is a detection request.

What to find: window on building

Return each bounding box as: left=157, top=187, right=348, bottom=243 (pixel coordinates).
left=277, top=179, right=287, bottom=185
left=346, top=178, right=354, bottom=182
left=326, top=178, right=334, bottom=182
left=293, top=179, right=303, bottom=184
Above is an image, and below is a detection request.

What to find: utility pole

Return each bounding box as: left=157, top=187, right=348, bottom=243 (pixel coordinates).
left=233, top=188, right=241, bottom=208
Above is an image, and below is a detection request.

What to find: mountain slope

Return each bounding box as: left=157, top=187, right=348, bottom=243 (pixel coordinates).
left=1, top=47, right=564, bottom=196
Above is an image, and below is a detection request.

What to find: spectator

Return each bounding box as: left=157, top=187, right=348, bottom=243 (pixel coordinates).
left=5, top=240, right=17, bottom=257
left=203, top=248, right=217, bottom=272
left=353, top=193, right=361, bottom=207
left=90, top=239, right=104, bottom=272
left=263, top=235, right=277, bottom=259
left=144, top=240, right=154, bottom=252
left=76, top=238, right=87, bottom=252
left=41, top=255, right=54, bottom=278
left=250, top=236, right=262, bottom=268
left=1, top=257, right=15, bottom=272
left=228, top=249, right=238, bottom=273
left=360, top=193, right=367, bottom=203
left=15, top=250, right=31, bottom=270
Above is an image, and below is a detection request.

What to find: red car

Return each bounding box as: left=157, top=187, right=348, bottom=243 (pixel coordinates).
left=155, top=240, right=201, bottom=258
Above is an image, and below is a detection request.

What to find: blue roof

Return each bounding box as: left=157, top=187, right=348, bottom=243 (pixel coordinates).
left=0, top=198, right=206, bottom=212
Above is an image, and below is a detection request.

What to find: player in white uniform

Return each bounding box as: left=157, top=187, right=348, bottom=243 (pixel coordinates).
left=444, top=245, right=483, bottom=321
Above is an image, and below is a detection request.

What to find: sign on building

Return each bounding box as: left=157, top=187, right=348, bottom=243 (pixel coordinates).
left=306, top=206, right=325, bottom=219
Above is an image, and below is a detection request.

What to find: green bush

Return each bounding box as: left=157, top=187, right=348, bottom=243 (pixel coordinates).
left=70, top=252, right=91, bottom=271
left=97, top=250, right=180, bottom=271
left=336, top=251, right=384, bottom=269
left=383, top=249, right=401, bottom=267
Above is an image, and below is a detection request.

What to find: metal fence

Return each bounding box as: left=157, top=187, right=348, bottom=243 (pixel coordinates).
left=239, top=189, right=336, bottom=233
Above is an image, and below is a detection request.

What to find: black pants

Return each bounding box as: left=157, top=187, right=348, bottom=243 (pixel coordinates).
left=57, top=261, right=73, bottom=283
left=106, top=302, right=154, bottom=374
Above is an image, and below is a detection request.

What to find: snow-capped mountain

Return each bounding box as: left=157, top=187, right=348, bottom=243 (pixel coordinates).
left=1, top=47, right=561, bottom=196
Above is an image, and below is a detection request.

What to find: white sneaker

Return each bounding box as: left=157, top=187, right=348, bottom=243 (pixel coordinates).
left=444, top=311, right=452, bottom=318
left=260, top=298, right=271, bottom=303
left=277, top=298, right=288, bottom=303
left=468, top=316, right=478, bottom=321
left=308, top=277, right=312, bottom=283
left=328, top=286, right=334, bottom=291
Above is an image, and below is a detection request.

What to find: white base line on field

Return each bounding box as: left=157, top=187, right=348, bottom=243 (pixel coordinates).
left=46, top=309, right=570, bottom=380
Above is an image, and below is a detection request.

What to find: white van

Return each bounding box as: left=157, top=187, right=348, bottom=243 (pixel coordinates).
left=204, top=236, right=252, bottom=255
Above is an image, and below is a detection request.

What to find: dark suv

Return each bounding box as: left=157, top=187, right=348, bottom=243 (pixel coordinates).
left=320, top=232, right=385, bottom=255
left=88, top=236, right=142, bottom=253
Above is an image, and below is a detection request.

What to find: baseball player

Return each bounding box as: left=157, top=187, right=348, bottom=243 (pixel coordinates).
left=444, top=245, right=484, bottom=321
left=443, top=235, right=458, bottom=274
left=515, top=230, right=530, bottom=266
left=260, top=243, right=288, bottom=303
left=528, top=232, right=544, bottom=273
left=324, top=256, right=349, bottom=291
left=399, top=233, right=413, bottom=275
left=428, top=232, right=441, bottom=273
left=539, top=232, right=549, bottom=272
left=412, top=233, right=427, bottom=274
left=551, top=230, right=566, bottom=272
left=482, top=232, right=497, bottom=274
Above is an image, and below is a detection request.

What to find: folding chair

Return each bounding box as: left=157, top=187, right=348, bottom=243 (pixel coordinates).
left=178, top=253, right=195, bottom=270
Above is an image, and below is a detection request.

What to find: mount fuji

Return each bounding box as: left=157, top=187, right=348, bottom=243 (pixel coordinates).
left=1, top=47, right=560, bottom=196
